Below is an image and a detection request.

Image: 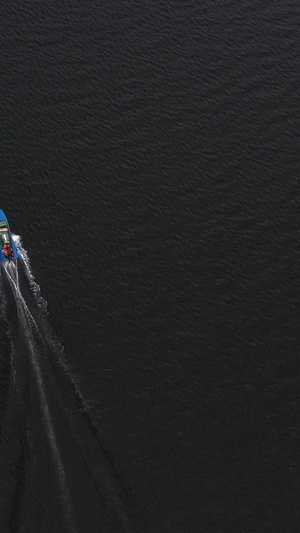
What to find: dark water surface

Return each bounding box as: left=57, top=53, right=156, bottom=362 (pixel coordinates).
left=1, top=1, right=300, bottom=531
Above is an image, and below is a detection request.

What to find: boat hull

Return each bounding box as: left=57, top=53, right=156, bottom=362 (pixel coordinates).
left=0, top=209, right=19, bottom=261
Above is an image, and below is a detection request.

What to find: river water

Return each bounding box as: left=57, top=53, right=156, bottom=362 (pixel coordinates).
left=1, top=1, right=299, bottom=531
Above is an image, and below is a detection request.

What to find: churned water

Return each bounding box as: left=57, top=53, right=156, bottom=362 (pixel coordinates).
left=0, top=239, right=135, bottom=532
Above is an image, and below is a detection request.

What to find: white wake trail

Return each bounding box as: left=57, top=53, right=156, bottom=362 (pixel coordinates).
left=4, top=264, right=77, bottom=533
left=1, top=235, right=134, bottom=531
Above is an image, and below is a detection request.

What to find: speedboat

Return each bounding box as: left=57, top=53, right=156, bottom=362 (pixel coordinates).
left=0, top=209, right=19, bottom=261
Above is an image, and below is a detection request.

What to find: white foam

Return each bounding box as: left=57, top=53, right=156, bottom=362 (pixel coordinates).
left=4, top=264, right=77, bottom=532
